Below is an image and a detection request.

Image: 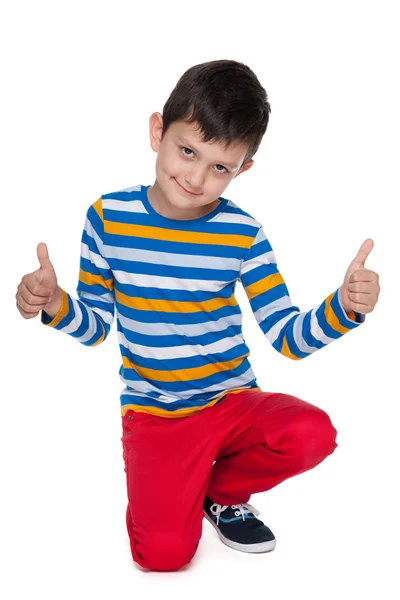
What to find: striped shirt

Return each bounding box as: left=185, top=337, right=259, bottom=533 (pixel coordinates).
left=41, top=184, right=365, bottom=418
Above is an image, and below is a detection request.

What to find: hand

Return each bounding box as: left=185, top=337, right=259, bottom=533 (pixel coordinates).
left=339, top=238, right=380, bottom=315
left=16, top=243, right=60, bottom=319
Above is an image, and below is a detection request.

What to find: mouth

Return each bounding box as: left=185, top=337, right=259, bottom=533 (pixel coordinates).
left=175, top=179, right=202, bottom=196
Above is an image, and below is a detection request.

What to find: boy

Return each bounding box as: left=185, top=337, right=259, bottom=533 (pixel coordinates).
left=16, top=59, right=380, bottom=572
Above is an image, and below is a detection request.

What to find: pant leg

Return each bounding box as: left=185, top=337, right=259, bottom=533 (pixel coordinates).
left=121, top=407, right=216, bottom=572
left=202, top=389, right=338, bottom=505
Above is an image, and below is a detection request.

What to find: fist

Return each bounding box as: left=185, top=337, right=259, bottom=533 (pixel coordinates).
left=16, top=243, right=58, bottom=319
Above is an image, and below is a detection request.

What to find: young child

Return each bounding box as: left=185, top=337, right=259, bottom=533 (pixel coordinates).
left=16, top=59, right=380, bottom=572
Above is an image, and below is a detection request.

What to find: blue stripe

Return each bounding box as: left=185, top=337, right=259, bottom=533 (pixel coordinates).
left=301, top=310, right=325, bottom=349
left=80, top=256, right=112, bottom=280
left=103, top=232, right=246, bottom=259
left=82, top=230, right=102, bottom=255
left=331, top=288, right=361, bottom=329
left=77, top=281, right=112, bottom=296
left=243, top=237, right=272, bottom=261
left=249, top=283, right=292, bottom=314
left=86, top=204, right=103, bottom=238
left=120, top=338, right=250, bottom=371
left=103, top=206, right=258, bottom=237
left=316, top=300, right=342, bottom=339
left=116, top=318, right=242, bottom=348
left=53, top=295, right=76, bottom=330
left=240, top=260, right=278, bottom=288
left=120, top=385, right=258, bottom=412
left=120, top=356, right=253, bottom=392
left=282, top=315, right=311, bottom=359
left=115, top=279, right=235, bottom=302
left=116, top=300, right=242, bottom=325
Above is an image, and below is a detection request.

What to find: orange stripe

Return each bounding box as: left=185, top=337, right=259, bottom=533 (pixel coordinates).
left=281, top=335, right=301, bottom=360
left=325, top=291, right=353, bottom=334
left=245, top=272, right=285, bottom=301
left=92, top=197, right=103, bottom=220
left=79, top=268, right=114, bottom=291
left=105, top=220, right=253, bottom=248
left=121, top=352, right=250, bottom=383
left=120, top=387, right=262, bottom=418
left=115, top=288, right=237, bottom=312
left=46, top=288, right=69, bottom=327
left=90, top=318, right=106, bottom=346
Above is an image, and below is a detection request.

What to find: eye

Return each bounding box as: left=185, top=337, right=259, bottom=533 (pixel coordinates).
left=180, top=146, right=229, bottom=174
left=181, top=146, right=194, bottom=158
left=214, top=164, right=228, bottom=174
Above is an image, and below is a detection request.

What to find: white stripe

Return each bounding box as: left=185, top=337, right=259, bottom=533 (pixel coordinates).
left=74, top=298, right=101, bottom=343
left=85, top=218, right=104, bottom=254
left=223, top=200, right=262, bottom=226
left=207, top=211, right=260, bottom=227
left=113, top=269, right=236, bottom=291
left=59, top=297, right=106, bottom=343
left=292, top=311, right=319, bottom=354
left=89, top=304, right=114, bottom=326
left=59, top=296, right=83, bottom=334
left=78, top=290, right=114, bottom=306
left=117, top=310, right=244, bottom=338
left=117, top=322, right=245, bottom=361
left=81, top=241, right=111, bottom=271
left=77, top=288, right=115, bottom=326
left=102, top=198, right=146, bottom=213
left=310, top=306, right=335, bottom=345
left=240, top=250, right=276, bottom=275
left=253, top=296, right=294, bottom=334
left=264, top=311, right=298, bottom=346
left=119, top=365, right=257, bottom=402
left=103, top=244, right=241, bottom=271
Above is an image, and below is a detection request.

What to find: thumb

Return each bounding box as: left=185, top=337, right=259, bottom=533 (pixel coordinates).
left=344, top=238, right=374, bottom=283
left=351, top=238, right=374, bottom=270
left=37, top=242, right=54, bottom=271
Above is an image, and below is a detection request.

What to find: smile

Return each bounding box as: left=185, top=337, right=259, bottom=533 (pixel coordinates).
left=175, top=179, right=202, bottom=196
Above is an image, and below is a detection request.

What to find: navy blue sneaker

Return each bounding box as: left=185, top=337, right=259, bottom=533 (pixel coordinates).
left=203, top=495, right=276, bottom=553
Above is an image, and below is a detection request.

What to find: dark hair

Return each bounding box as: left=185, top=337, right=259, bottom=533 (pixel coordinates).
left=161, top=59, right=271, bottom=169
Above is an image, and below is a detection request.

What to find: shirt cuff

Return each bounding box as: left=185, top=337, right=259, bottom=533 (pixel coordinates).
left=40, top=288, right=69, bottom=328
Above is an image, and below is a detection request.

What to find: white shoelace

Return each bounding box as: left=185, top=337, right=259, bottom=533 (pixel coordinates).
left=209, top=502, right=260, bottom=526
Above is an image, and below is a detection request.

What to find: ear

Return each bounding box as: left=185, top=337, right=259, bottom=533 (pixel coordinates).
left=149, top=112, right=164, bottom=152
left=234, top=159, right=254, bottom=178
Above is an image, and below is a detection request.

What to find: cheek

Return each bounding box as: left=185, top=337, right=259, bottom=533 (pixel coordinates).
left=157, top=151, right=182, bottom=177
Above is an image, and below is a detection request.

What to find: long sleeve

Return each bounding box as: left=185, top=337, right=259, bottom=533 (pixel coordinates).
left=239, top=225, right=365, bottom=360
left=40, top=197, right=115, bottom=346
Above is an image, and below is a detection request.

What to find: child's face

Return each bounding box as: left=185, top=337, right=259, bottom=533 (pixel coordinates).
left=148, top=112, right=253, bottom=219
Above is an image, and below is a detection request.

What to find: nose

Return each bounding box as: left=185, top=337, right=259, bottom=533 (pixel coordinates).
left=184, top=168, right=206, bottom=191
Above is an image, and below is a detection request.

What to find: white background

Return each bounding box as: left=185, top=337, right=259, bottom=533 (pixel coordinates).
left=1, top=0, right=399, bottom=598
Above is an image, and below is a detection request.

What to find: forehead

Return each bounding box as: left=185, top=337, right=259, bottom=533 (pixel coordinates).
left=168, top=121, right=247, bottom=167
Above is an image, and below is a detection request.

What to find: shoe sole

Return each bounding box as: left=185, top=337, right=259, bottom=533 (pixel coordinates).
left=202, top=510, right=277, bottom=554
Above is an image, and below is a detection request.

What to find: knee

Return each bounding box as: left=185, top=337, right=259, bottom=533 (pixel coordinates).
left=290, top=407, right=338, bottom=465
left=137, top=532, right=199, bottom=572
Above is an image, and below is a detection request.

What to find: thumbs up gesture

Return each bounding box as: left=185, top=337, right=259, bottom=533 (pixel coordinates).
left=16, top=243, right=61, bottom=319
left=339, top=239, right=380, bottom=316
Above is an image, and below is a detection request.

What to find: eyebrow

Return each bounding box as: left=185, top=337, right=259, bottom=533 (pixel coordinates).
left=176, top=136, right=238, bottom=169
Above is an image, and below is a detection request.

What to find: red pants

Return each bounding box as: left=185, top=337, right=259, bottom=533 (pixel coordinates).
left=121, top=389, right=338, bottom=571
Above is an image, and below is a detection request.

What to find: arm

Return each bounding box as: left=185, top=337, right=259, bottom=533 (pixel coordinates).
left=40, top=197, right=115, bottom=347
left=239, top=226, right=365, bottom=361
